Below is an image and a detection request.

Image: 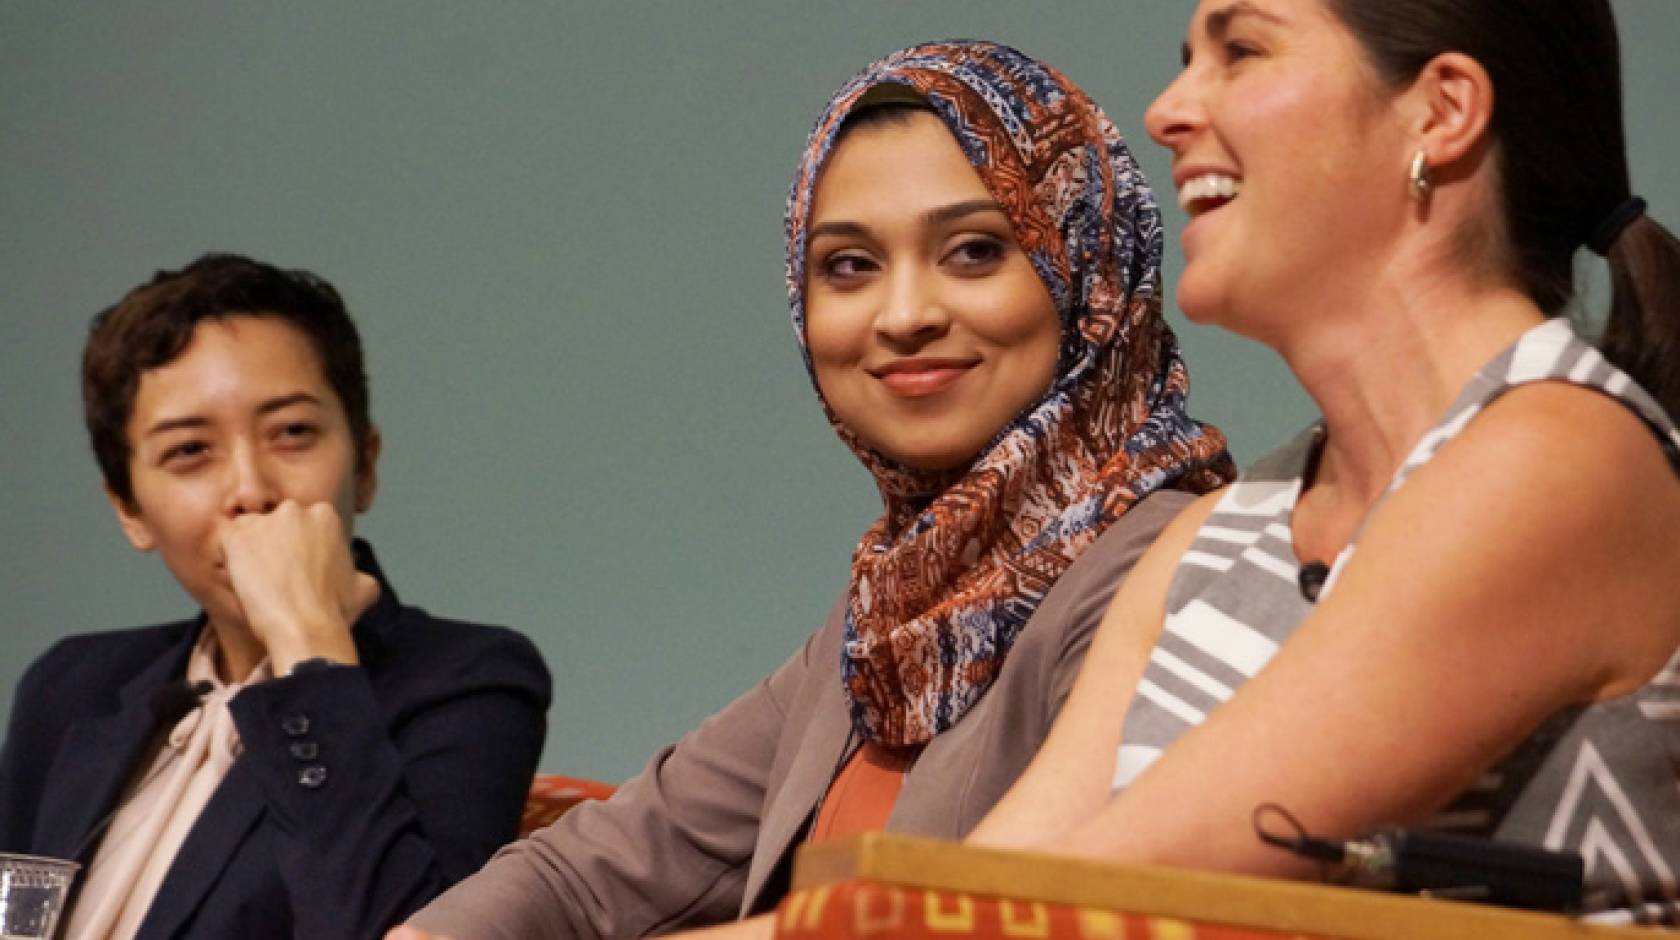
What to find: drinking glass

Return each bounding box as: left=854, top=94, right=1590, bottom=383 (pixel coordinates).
left=0, top=854, right=78, bottom=940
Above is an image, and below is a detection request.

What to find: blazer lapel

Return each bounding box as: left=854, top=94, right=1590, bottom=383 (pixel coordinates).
left=65, top=545, right=397, bottom=938
left=132, top=759, right=264, bottom=940
left=126, top=542, right=395, bottom=940
left=347, top=538, right=402, bottom=665
left=742, top=650, right=855, bottom=911
left=35, top=638, right=194, bottom=864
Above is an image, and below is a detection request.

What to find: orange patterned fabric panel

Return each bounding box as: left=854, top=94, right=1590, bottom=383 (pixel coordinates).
left=776, top=881, right=1338, bottom=940
left=519, top=774, right=617, bottom=835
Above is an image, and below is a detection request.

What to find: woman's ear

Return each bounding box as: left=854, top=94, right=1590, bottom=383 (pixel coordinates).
left=107, top=488, right=157, bottom=552
left=1405, top=51, right=1496, bottom=172
left=354, top=426, right=382, bottom=514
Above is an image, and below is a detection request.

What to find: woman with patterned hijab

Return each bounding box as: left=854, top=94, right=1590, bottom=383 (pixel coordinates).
left=395, top=39, right=1231, bottom=940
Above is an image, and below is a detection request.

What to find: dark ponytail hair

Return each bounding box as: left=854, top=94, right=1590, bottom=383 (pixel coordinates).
left=1326, top=0, right=1680, bottom=416
left=1602, top=217, right=1680, bottom=417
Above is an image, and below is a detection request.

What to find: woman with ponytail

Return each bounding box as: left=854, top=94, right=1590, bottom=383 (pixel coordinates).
left=973, top=0, right=1680, bottom=924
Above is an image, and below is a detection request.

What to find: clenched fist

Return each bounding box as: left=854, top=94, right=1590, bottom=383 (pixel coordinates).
left=220, top=500, right=379, bottom=674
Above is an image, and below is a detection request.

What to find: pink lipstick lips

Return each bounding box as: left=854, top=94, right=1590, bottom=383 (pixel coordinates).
left=870, top=357, right=977, bottom=397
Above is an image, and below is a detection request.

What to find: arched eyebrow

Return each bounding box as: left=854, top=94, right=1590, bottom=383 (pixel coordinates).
left=808, top=198, right=1003, bottom=241
left=145, top=415, right=210, bottom=437
left=255, top=392, right=322, bottom=416
left=1183, top=1, right=1287, bottom=65
left=925, top=198, right=1003, bottom=227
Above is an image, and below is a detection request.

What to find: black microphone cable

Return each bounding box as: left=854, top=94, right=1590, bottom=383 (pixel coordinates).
left=1252, top=802, right=1584, bottom=913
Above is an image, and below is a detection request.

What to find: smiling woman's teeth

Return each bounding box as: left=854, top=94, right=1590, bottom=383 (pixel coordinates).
left=1179, top=174, right=1242, bottom=212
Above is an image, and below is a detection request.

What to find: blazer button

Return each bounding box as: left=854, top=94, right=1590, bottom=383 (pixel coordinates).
left=298, top=765, right=329, bottom=789
left=281, top=713, right=311, bottom=736
left=289, top=740, right=320, bottom=761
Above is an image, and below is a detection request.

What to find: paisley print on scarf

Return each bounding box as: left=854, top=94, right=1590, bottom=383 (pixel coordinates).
left=786, top=40, right=1236, bottom=747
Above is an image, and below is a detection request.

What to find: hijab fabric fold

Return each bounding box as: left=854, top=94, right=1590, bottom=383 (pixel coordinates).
left=786, top=40, right=1235, bottom=747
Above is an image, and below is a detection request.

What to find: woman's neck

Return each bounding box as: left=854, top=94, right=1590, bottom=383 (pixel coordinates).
left=204, top=616, right=268, bottom=685
left=1279, top=267, right=1545, bottom=561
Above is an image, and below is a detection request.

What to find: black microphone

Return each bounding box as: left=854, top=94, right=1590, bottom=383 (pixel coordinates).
left=1255, top=804, right=1583, bottom=913
left=1293, top=827, right=1582, bottom=912
left=1298, top=561, right=1330, bottom=602
left=147, top=678, right=214, bottom=726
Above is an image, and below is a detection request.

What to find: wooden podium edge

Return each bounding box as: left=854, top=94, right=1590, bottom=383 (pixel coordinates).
left=791, top=833, right=1656, bottom=940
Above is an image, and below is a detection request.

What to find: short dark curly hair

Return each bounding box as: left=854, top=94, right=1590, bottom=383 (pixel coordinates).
left=83, top=253, right=372, bottom=506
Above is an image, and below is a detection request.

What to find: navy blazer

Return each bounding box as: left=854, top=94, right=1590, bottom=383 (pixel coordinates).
left=0, top=542, right=551, bottom=939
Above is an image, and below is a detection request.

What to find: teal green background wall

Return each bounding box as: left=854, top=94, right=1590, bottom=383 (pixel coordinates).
left=4, top=3, right=1677, bottom=782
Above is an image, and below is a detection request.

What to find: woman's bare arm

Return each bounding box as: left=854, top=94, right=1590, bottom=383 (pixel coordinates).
left=976, top=385, right=1680, bottom=876
left=967, top=491, right=1220, bottom=849
left=1045, top=385, right=1680, bottom=874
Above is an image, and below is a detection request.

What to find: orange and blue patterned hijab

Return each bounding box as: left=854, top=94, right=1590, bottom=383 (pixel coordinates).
left=787, top=40, right=1234, bottom=747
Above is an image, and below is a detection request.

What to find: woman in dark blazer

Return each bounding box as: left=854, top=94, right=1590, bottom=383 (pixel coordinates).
left=0, top=254, right=550, bottom=939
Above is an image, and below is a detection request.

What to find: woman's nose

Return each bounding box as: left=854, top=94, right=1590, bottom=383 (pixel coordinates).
left=222, top=443, right=279, bottom=517
left=1145, top=69, right=1199, bottom=151
left=874, top=266, right=950, bottom=348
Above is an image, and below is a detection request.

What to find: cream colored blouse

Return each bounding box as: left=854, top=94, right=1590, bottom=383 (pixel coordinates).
left=65, top=629, right=270, bottom=940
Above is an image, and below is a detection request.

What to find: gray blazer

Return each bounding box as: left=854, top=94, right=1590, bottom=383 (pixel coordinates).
left=410, top=490, right=1192, bottom=939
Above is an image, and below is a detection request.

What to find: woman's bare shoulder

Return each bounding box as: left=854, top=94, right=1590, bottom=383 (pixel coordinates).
left=1355, top=377, right=1680, bottom=691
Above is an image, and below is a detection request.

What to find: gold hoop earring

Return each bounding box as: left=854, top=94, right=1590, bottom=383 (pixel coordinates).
left=1408, top=149, right=1433, bottom=202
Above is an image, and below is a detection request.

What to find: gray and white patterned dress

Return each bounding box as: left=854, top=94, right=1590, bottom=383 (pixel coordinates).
left=1116, top=318, right=1680, bottom=923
